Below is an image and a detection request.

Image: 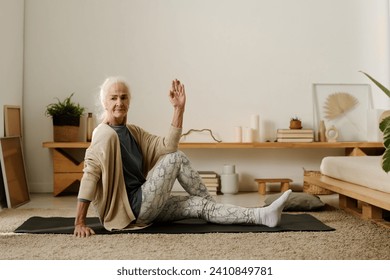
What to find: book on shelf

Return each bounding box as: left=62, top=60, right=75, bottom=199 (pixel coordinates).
left=198, top=171, right=219, bottom=178
left=276, top=128, right=314, bottom=142
left=201, top=177, right=220, bottom=184
left=277, top=128, right=314, bottom=134
left=206, top=185, right=220, bottom=190
left=203, top=179, right=220, bottom=186
left=205, top=186, right=220, bottom=196
left=206, top=187, right=220, bottom=195
left=198, top=171, right=221, bottom=195
left=203, top=182, right=219, bottom=187
left=277, top=133, right=314, bottom=138
left=206, top=190, right=218, bottom=196
left=277, top=138, right=314, bottom=143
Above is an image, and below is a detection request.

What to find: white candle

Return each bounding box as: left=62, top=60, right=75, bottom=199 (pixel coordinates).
left=243, top=127, right=254, bottom=143
left=234, top=126, right=242, bottom=142
left=250, top=114, right=259, bottom=142
left=250, top=114, right=259, bottom=130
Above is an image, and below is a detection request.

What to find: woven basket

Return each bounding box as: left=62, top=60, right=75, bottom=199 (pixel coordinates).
left=53, top=125, right=79, bottom=142
left=303, top=169, right=333, bottom=195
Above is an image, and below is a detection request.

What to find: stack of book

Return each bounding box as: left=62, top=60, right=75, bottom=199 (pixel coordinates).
left=276, top=129, right=314, bottom=142
left=198, top=171, right=221, bottom=196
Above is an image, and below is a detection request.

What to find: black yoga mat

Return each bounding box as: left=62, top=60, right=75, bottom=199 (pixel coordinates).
left=14, top=214, right=334, bottom=234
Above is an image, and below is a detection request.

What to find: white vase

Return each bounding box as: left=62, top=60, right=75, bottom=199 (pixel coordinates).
left=221, top=164, right=239, bottom=194
left=223, top=164, right=235, bottom=174
left=221, top=174, right=239, bottom=194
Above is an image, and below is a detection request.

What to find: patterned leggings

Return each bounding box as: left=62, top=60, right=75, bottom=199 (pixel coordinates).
left=137, top=151, right=256, bottom=225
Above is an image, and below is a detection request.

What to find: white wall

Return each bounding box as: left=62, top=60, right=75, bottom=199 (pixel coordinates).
left=0, top=0, right=24, bottom=137
left=23, top=0, right=390, bottom=193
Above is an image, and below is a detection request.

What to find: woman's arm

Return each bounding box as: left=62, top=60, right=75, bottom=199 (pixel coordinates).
left=169, top=79, right=186, bottom=128
left=74, top=200, right=95, bottom=237
left=74, top=140, right=104, bottom=238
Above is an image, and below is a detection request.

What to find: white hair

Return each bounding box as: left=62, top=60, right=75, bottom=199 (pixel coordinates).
left=97, top=76, right=131, bottom=121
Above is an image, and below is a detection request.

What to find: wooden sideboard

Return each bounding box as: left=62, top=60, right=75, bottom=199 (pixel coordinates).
left=43, top=141, right=384, bottom=196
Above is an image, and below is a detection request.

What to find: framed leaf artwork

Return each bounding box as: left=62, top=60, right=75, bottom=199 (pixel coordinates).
left=312, top=84, right=373, bottom=141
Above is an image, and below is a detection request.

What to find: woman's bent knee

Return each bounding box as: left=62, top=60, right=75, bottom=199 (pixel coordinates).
left=164, top=150, right=188, bottom=162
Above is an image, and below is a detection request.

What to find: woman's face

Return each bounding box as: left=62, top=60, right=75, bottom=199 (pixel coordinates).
left=104, top=82, right=130, bottom=125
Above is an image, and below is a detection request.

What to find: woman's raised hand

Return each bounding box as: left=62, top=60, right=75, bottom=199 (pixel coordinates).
left=169, top=79, right=186, bottom=111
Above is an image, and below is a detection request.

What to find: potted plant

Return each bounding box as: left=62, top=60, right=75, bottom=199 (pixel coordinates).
left=289, top=117, right=302, bottom=129
left=45, top=93, right=85, bottom=142
left=361, top=71, right=390, bottom=172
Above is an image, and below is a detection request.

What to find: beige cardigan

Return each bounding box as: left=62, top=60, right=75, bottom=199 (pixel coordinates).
left=78, top=123, right=182, bottom=231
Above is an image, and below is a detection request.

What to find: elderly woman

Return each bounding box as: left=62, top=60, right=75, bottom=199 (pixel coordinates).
left=74, top=77, right=291, bottom=237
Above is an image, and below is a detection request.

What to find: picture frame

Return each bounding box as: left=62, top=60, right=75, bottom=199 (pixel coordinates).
left=312, top=83, right=373, bottom=141
left=0, top=162, right=7, bottom=209
left=4, top=105, right=22, bottom=137
left=0, top=136, right=30, bottom=208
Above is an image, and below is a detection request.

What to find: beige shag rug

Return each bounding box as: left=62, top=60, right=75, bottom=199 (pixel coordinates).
left=0, top=207, right=389, bottom=260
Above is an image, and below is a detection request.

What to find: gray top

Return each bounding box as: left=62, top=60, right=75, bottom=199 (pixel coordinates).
left=110, top=125, right=145, bottom=218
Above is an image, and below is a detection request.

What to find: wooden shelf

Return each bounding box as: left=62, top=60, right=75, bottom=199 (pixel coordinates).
left=42, top=142, right=90, bottom=148
left=178, top=141, right=384, bottom=149
left=43, top=141, right=384, bottom=149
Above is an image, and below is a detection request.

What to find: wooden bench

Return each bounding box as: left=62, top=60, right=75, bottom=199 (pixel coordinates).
left=304, top=174, right=390, bottom=228
left=254, top=178, right=292, bottom=195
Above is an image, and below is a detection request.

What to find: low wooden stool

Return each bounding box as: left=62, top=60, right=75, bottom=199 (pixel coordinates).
left=254, top=178, right=292, bottom=195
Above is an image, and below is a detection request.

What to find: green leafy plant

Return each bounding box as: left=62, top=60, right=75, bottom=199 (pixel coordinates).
left=45, top=93, right=85, bottom=128
left=361, top=71, right=390, bottom=172
left=45, top=93, right=85, bottom=118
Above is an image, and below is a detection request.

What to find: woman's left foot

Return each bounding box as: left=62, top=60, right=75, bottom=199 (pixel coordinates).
left=254, top=189, right=292, bottom=227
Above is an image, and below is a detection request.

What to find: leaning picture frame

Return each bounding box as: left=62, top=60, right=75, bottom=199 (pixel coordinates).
left=4, top=105, right=22, bottom=137
left=0, top=161, right=7, bottom=209
left=0, top=136, right=30, bottom=208
left=312, top=83, right=373, bottom=142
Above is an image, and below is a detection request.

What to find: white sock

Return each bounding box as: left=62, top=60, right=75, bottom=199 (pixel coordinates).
left=254, top=189, right=292, bottom=227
